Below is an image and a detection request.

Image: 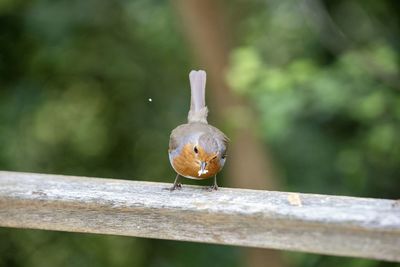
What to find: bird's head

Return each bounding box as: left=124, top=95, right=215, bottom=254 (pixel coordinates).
left=194, top=133, right=226, bottom=176
left=173, top=133, right=226, bottom=179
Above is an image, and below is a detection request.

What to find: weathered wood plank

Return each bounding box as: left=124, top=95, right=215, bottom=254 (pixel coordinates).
left=0, top=171, right=399, bottom=261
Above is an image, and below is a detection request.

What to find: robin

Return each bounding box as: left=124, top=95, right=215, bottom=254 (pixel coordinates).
left=168, top=70, right=229, bottom=191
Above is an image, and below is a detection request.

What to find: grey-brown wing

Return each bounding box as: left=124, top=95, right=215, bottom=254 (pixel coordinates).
left=169, top=135, right=178, bottom=152
left=168, top=124, right=190, bottom=151
left=208, top=125, right=229, bottom=157
left=220, top=133, right=229, bottom=158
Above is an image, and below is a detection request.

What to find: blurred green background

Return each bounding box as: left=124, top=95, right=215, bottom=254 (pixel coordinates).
left=0, top=0, right=399, bottom=266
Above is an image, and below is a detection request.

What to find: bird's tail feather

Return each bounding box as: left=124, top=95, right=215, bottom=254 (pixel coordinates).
left=188, top=70, right=208, bottom=123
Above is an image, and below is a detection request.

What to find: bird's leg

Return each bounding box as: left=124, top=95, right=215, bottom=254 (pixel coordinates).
left=206, top=175, right=218, bottom=191
left=169, top=174, right=182, bottom=191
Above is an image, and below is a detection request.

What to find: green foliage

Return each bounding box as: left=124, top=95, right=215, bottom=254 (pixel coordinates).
left=228, top=42, right=400, bottom=197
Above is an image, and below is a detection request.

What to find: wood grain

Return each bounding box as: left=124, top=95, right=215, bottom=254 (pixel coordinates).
left=0, top=171, right=399, bottom=262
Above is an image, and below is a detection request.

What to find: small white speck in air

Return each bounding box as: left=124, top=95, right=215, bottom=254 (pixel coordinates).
left=148, top=98, right=152, bottom=102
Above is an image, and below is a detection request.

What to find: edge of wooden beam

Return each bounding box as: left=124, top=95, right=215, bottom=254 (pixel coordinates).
left=0, top=171, right=399, bottom=262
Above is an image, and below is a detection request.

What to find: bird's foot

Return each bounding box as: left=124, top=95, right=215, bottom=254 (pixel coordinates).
left=165, top=183, right=182, bottom=191
left=205, top=184, right=218, bottom=191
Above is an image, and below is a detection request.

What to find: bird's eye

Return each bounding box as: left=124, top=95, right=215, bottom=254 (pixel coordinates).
left=193, top=146, right=198, bottom=154
left=221, top=154, right=227, bottom=159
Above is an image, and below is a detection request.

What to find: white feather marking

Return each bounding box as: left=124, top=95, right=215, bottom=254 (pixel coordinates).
left=198, top=169, right=209, bottom=176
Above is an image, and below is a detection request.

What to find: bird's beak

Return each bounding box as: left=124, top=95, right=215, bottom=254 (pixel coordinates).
left=198, top=161, right=208, bottom=176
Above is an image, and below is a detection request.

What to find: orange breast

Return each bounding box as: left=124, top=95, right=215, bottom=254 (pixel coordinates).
left=172, top=144, right=221, bottom=179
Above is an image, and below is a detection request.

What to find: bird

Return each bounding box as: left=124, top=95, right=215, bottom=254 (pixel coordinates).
left=168, top=70, right=229, bottom=191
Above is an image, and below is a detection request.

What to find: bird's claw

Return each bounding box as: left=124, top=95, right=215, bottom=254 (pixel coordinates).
left=205, top=184, right=218, bottom=191
left=166, top=183, right=182, bottom=191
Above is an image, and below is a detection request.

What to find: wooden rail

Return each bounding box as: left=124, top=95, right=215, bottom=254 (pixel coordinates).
left=0, top=171, right=399, bottom=262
